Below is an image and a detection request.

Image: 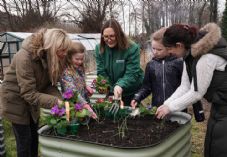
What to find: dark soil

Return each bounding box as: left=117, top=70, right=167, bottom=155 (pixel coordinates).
left=42, top=115, right=180, bottom=148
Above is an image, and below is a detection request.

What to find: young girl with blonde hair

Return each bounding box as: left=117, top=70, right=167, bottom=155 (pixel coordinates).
left=61, top=41, right=97, bottom=119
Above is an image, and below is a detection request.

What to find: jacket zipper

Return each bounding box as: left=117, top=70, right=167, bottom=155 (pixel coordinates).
left=111, top=49, right=114, bottom=82
left=162, top=60, right=166, bottom=100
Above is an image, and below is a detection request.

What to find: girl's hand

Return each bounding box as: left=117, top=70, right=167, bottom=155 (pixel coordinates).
left=83, top=104, right=98, bottom=119
left=86, top=86, right=94, bottom=97
left=130, top=100, right=138, bottom=109
left=114, top=85, right=123, bottom=99
left=155, top=105, right=170, bottom=119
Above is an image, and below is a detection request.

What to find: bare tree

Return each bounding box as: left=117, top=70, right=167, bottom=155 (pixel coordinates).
left=66, top=0, right=117, bottom=33
left=142, top=1, right=162, bottom=36
left=0, top=0, right=65, bottom=31
left=138, top=0, right=213, bottom=36
left=188, top=0, right=196, bottom=24
left=210, top=0, right=218, bottom=22
left=119, top=0, right=126, bottom=32
left=197, top=2, right=207, bottom=27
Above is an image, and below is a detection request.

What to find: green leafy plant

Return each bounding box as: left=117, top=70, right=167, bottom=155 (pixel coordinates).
left=92, top=98, right=112, bottom=119
left=45, top=105, right=68, bottom=135
left=117, top=116, right=129, bottom=139
left=92, top=75, right=110, bottom=94
left=93, top=97, right=132, bottom=121
left=139, top=105, right=157, bottom=116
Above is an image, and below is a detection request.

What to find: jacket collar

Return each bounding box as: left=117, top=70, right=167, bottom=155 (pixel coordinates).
left=153, top=55, right=178, bottom=62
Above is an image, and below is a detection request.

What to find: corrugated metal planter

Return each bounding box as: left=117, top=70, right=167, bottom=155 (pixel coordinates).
left=38, top=112, right=191, bottom=157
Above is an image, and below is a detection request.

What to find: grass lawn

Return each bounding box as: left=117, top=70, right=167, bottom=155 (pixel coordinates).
left=3, top=120, right=16, bottom=157
left=191, top=117, right=206, bottom=157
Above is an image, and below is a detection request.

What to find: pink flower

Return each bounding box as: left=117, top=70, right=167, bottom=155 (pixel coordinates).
left=101, top=80, right=106, bottom=84
left=93, top=79, right=97, bottom=83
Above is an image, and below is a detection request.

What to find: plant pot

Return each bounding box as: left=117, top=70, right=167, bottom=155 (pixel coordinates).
left=68, top=123, right=80, bottom=135
left=38, top=112, right=192, bottom=157
left=97, top=87, right=109, bottom=94
left=56, top=127, right=67, bottom=136
left=77, top=116, right=90, bottom=125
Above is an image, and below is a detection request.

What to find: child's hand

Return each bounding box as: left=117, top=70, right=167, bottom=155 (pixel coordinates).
left=86, top=86, right=94, bottom=97
left=83, top=104, right=98, bottom=119
left=130, top=100, right=138, bottom=109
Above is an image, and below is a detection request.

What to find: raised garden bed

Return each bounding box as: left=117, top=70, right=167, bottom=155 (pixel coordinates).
left=38, top=112, right=192, bottom=157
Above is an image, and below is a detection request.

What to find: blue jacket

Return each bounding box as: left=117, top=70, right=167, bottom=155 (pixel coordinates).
left=133, top=56, right=183, bottom=107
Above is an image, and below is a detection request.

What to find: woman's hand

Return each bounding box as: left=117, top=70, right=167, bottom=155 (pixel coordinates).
left=130, top=100, right=138, bottom=109
left=114, top=85, right=123, bottom=99
left=57, top=99, right=64, bottom=107
left=155, top=105, right=171, bottom=119
left=86, top=86, right=94, bottom=97
left=83, top=104, right=98, bottom=119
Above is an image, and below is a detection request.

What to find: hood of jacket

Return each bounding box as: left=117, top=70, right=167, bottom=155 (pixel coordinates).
left=21, top=28, right=47, bottom=60
left=191, top=23, right=227, bottom=57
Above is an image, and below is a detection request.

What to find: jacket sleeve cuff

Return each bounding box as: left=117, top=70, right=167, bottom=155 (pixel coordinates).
left=133, top=93, right=141, bottom=103
left=164, top=102, right=176, bottom=113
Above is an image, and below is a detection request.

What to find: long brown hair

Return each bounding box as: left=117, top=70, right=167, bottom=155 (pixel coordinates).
left=65, top=42, right=86, bottom=72
left=43, top=28, right=72, bottom=85
left=100, top=19, right=130, bottom=53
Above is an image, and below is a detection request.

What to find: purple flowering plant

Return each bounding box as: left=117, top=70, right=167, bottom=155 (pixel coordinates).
left=45, top=103, right=67, bottom=132
left=45, top=89, right=91, bottom=134
left=51, top=105, right=66, bottom=117
left=63, top=89, right=74, bottom=100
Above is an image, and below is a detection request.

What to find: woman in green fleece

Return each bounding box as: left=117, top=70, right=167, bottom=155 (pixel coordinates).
left=95, top=19, right=144, bottom=106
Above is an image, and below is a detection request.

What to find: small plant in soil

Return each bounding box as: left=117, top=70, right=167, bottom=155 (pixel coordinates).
left=117, top=116, right=129, bottom=139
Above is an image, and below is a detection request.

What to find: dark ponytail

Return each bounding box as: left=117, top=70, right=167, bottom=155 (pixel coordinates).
left=163, top=24, right=198, bottom=50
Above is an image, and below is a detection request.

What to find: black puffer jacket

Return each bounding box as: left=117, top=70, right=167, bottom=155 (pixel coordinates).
left=133, top=56, right=183, bottom=106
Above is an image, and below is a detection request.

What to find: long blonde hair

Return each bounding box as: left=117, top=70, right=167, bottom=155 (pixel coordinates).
left=43, top=28, right=72, bottom=85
